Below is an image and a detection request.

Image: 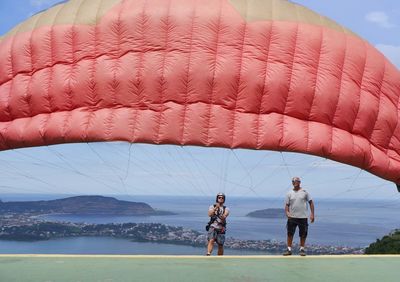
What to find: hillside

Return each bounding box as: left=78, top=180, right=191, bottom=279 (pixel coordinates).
left=365, top=229, right=400, bottom=254
left=0, top=195, right=174, bottom=216
left=246, top=208, right=285, bottom=219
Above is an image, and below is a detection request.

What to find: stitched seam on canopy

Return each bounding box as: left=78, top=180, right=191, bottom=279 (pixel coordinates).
left=46, top=3, right=65, bottom=115
left=87, top=0, right=102, bottom=109
left=332, top=37, right=350, bottom=126
left=180, top=1, right=196, bottom=145
left=105, top=108, right=116, bottom=140
left=306, top=26, right=323, bottom=152
left=369, top=60, right=387, bottom=140
left=128, top=104, right=139, bottom=143
left=34, top=110, right=46, bottom=142
left=61, top=111, right=72, bottom=141
left=131, top=1, right=148, bottom=141
left=0, top=46, right=187, bottom=87
left=330, top=34, right=348, bottom=156
left=350, top=131, right=355, bottom=164
left=281, top=22, right=300, bottom=147
left=41, top=5, right=65, bottom=144
left=205, top=1, right=223, bottom=145
left=43, top=40, right=53, bottom=114
left=62, top=1, right=83, bottom=112
left=109, top=0, right=125, bottom=108
left=156, top=0, right=172, bottom=144
left=387, top=88, right=400, bottom=153
left=230, top=20, right=247, bottom=147
left=25, top=15, right=42, bottom=118
left=66, top=1, right=87, bottom=135
left=350, top=40, right=368, bottom=133
left=82, top=110, right=95, bottom=142
left=255, top=22, right=273, bottom=149
left=42, top=4, right=68, bottom=144
left=5, top=18, right=24, bottom=120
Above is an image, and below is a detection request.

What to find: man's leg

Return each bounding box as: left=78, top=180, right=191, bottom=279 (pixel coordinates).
left=284, top=219, right=296, bottom=255
left=283, top=235, right=294, bottom=255
left=207, top=228, right=217, bottom=255
left=217, top=244, right=224, bottom=256
left=207, top=239, right=215, bottom=255
left=300, top=236, right=306, bottom=248
left=299, top=236, right=306, bottom=256
left=216, top=232, right=225, bottom=256
left=287, top=235, right=294, bottom=248
left=299, top=219, right=308, bottom=256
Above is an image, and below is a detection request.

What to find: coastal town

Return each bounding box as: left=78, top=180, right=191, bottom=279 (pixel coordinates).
left=0, top=213, right=364, bottom=255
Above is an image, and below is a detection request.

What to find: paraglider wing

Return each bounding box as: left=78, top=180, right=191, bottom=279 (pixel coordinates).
left=0, top=0, right=399, bottom=188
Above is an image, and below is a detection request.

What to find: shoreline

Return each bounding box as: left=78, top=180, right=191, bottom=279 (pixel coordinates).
left=0, top=221, right=365, bottom=255
left=0, top=235, right=362, bottom=255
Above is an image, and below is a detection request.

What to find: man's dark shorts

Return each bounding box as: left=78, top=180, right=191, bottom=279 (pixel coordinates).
left=287, top=218, right=308, bottom=238
left=207, top=227, right=225, bottom=245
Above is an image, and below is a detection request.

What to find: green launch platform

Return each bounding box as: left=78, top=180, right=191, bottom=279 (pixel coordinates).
left=0, top=255, right=398, bottom=282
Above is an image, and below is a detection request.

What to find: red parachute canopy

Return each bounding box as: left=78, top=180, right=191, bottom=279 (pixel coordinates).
left=0, top=0, right=399, bottom=189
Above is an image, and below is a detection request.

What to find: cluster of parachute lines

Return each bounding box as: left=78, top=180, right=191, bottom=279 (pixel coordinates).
left=0, top=142, right=399, bottom=210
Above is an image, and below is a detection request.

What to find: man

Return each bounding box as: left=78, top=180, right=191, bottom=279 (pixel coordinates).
left=206, top=192, right=230, bottom=256
left=283, top=177, right=315, bottom=256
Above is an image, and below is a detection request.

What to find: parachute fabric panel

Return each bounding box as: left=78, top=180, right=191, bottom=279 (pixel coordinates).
left=0, top=0, right=399, bottom=186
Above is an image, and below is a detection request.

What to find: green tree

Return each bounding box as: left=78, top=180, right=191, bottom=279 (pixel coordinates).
left=365, top=230, right=400, bottom=254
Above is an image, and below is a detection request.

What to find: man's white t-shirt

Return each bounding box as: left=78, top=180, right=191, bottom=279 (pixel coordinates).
left=285, top=189, right=312, bottom=219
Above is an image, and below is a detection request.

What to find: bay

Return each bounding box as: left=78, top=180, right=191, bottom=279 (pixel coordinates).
left=1, top=195, right=399, bottom=254
left=0, top=237, right=265, bottom=255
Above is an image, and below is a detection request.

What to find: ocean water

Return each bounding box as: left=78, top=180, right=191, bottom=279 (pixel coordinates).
left=0, top=237, right=264, bottom=255
left=1, top=195, right=399, bottom=254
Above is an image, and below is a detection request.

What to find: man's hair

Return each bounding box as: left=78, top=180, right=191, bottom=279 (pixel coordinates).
left=292, top=177, right=301, bottom=182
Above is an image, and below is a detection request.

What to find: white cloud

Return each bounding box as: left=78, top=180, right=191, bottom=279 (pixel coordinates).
left=365, top=11, right=396, bottom=28
left=376, top=44, right=400, bottom=69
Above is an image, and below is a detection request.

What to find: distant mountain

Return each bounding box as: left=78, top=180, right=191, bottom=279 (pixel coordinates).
left=246, top=208, right=285, bottom=218
left=0, top=195, right=175, bottom=216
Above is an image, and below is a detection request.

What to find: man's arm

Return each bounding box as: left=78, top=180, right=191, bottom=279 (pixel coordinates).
left=208, top=204, right=219, bottom=217
left=284, top=193, right=290, bottom=218
left=221, top=208, right=229, bottom=220
left=208, top=209, right=215, bottom=217
left=285, top=204, right=290, bottom=218
left=309, top=200, right=315, bottom=223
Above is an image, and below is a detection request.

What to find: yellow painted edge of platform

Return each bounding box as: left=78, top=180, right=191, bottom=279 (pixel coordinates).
left=0, top=254, right=399, bottom=259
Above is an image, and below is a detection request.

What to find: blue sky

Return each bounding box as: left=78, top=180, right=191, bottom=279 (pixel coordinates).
left=0, top=0, right=399, bottom=201
left=294, top=0, right=400, bottom=68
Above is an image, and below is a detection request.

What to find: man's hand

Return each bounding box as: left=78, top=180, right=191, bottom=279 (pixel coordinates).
left=310, top=214, right=315, bottom=223
left=286, top=212, right=291, bottom=218
left=213, top=204, right=220, bottom=214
